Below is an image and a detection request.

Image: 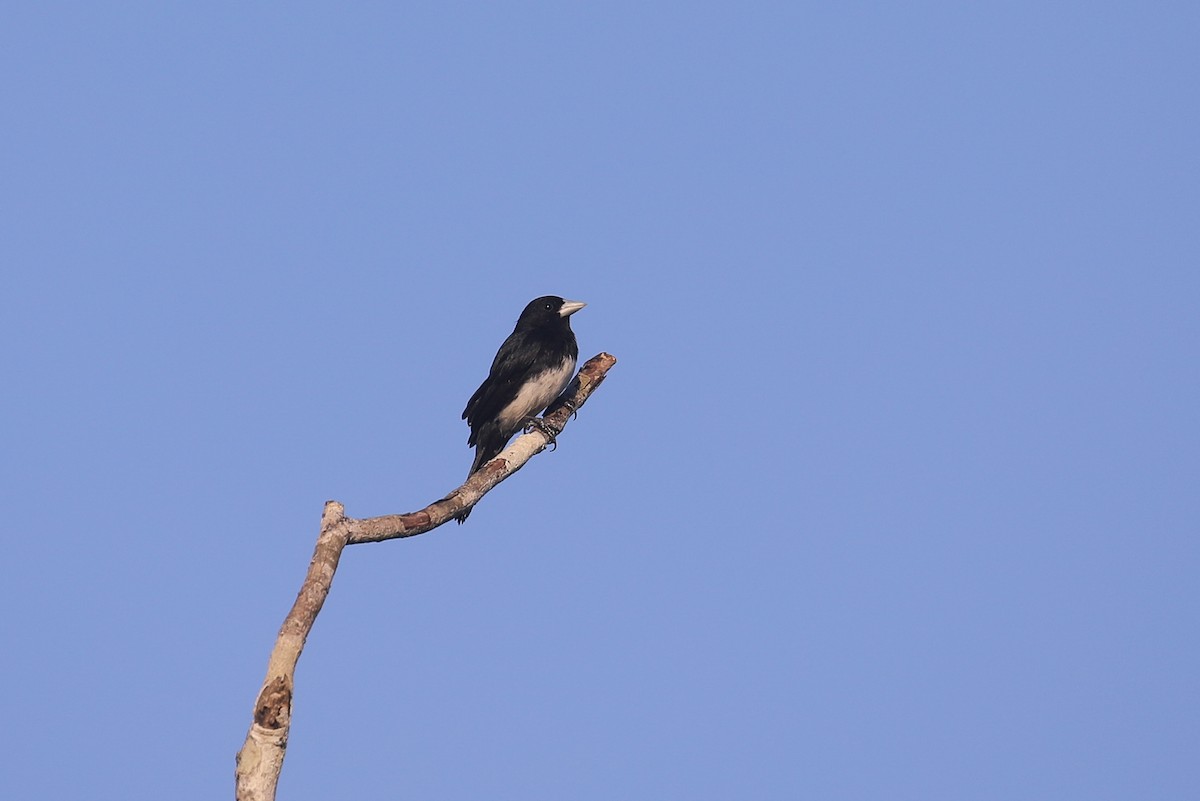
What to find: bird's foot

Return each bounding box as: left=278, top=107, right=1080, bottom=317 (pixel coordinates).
left=546, top=396, right=580, bottom=420
left=523, top=417, right=562, bottom=450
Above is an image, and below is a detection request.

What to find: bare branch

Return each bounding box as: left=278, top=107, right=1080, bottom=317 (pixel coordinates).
left=235, top=352, right=617, bottom=800
left=235, top=501, right=351, bottom=801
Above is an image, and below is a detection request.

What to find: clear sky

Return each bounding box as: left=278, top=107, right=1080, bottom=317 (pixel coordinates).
left=3, top=3, right=1197, bottom=799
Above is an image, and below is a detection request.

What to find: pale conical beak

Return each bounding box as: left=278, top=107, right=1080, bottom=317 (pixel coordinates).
left=559, top=300, right=587, bottom=317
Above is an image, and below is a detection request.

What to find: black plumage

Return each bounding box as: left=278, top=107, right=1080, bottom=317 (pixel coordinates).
left=457, top=295, right=586, bottom=522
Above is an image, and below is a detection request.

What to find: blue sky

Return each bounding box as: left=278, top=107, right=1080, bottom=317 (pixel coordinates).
left=3, top=3, right=1197, bottom=799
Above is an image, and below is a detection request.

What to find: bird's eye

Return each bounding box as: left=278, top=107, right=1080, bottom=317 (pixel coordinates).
left=544, top=302, right=553, bottom=310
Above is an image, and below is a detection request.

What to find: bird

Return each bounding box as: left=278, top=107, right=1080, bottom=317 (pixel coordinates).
left=456, top=295, right=586, bottom=522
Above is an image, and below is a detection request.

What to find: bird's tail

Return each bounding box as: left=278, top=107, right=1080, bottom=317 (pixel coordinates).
left=456, top=429, right=507, bottom=523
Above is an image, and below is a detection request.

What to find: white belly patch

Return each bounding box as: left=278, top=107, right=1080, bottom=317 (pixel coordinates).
left=496, top=356, right=575, bottom=433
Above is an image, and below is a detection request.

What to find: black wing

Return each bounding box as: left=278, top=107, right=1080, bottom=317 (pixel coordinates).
left=462, top=329, right=538, bottom=439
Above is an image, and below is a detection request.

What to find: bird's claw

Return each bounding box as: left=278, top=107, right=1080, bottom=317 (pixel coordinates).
left=523, top=417, right=562, bottom=450
left=547, top=396, right=580, bottom=420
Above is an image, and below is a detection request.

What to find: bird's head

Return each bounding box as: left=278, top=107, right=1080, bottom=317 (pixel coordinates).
left=517, top=295, right=586, bottom=329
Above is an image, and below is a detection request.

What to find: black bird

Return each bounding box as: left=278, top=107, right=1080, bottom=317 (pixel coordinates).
left=457, top=295, right=586, bottom=522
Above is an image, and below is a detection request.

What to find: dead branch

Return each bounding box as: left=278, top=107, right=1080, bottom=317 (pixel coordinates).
left=235, top=352, right=617, bottom=801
